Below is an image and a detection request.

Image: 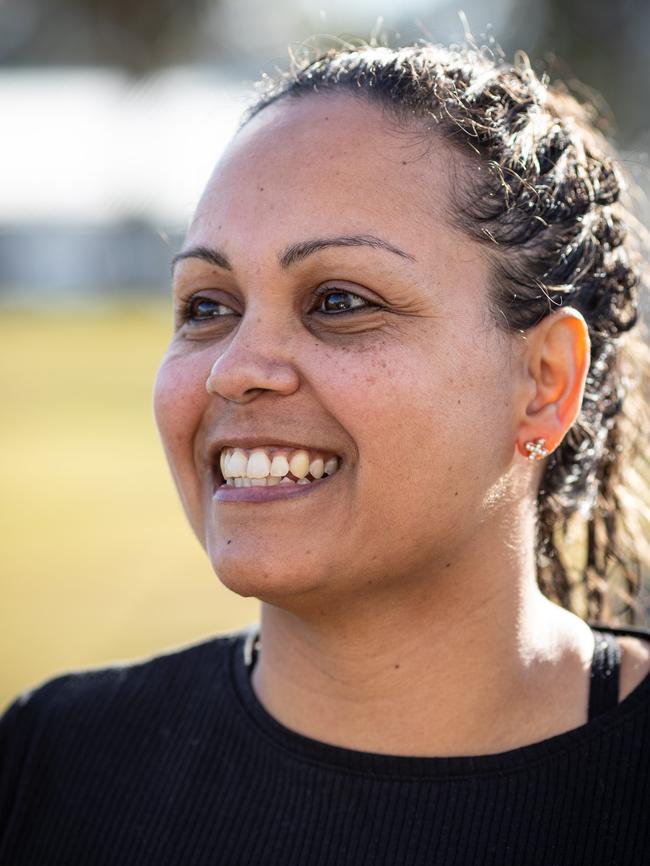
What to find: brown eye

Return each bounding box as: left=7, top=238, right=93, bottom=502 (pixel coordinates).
left=315, top=290, right=377, bottom=314
left=185, top=296, right=236, bottom=322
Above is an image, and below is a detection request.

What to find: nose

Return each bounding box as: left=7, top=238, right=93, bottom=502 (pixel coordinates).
left=205, top=317, right=301, bottom=403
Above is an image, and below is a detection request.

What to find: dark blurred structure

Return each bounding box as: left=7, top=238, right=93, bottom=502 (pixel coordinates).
left=0, top=0, right=648, bottom=297
left=0, top=0, right=213, bottom=74
left=525, top=0, right=650, bottom=144
left=0, top=222, right=182, bottom=298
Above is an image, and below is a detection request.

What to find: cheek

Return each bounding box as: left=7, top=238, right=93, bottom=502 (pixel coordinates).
left=330, top=334, right=513, bottom=511
left=323, top=339, right=461, bottom=450
left=154, top=350, right=206, bottom=444
left=153, top=349, right=210, bottom=524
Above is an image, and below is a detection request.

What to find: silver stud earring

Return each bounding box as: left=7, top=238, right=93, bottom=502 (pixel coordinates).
left=525, top=438, right=549, bottom=461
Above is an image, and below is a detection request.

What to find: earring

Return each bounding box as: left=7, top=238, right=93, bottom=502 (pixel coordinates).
left=524, top=437, right=549, bottom=461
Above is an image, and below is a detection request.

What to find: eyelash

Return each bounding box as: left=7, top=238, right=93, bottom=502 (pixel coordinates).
left=181, top=288, right=379, bottom=324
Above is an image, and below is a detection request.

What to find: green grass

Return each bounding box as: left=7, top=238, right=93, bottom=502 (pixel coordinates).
left=0, top=302, right=258, bottom=711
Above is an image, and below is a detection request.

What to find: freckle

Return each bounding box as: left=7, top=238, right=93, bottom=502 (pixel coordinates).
left=454, top=491, right=458, bottom=496
left=401, top=160, right=407, bottom=165
left=226, top=539, right=232, bottom=545
left=457, top=399, right=461, bottom=404
left=305, top=549, right=311, bottom=555
left=394, top=663, right=401, bottom=669
left=259, top=186, right=264, bottom=191
left=445, top=562, right=451, bottom=568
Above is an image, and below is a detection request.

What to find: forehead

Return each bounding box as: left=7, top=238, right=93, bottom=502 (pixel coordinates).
left=188, top=93, right=467, bottom=263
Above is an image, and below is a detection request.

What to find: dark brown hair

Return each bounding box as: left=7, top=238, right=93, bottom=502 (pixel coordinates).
left=246, top=41, right=650, bottom=623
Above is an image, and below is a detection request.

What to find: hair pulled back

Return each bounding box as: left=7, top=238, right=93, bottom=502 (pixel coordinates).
left=247, top=41, right=650, bottom=623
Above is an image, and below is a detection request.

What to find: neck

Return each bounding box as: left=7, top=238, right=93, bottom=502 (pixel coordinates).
left=250, top=511, right=595, bottom=757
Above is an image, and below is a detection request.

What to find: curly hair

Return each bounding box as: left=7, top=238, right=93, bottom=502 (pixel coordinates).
left=245, top=41, right=650, bottom=624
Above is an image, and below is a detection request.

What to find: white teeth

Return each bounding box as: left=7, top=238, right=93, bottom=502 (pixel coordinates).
left=309, top=457, right=324, bottom=479
left=280, top=477, right=295, bottom=484
left=247, top=450, right=271, bottom=479
left=289, top=450, right=310, bottom=479
left=296, top=477, right=311, bottom=485
left=270, top=455, right=290, bottom=477
left=220, top=446, right=341, bottom=484
left=226, top=448, right=248, bottom=478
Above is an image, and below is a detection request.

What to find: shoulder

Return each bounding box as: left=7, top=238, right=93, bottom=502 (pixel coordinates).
left=0, top=625, right=253, bottom=767
left=0, top=626, right=256, bottom=851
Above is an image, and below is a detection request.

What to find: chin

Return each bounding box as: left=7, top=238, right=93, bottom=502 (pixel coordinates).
left=207, top=542, right=327, bottom=605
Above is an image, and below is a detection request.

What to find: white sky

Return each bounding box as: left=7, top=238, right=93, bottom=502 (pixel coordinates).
left=0, top=68, right=248, bottom=228
left=297, top=0, right=440, bottom=23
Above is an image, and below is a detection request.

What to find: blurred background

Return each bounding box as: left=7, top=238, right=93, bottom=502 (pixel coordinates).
left=2, top=0, right=650, bottom=709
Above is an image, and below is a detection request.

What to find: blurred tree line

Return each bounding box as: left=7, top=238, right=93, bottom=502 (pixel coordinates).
left=0, top=0, right=648, bottom=142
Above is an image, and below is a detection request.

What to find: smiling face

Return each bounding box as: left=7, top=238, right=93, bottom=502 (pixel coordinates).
left=154, top=94, right=525, bottom=611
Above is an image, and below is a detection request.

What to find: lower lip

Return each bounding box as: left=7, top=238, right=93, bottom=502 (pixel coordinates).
left=213, top=470, right=340, bottom=503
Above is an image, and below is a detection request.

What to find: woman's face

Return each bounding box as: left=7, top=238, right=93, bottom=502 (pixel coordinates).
left=154, top=94, right=524, bottom=609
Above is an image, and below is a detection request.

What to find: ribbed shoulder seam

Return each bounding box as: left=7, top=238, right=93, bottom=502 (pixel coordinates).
left=2, top=624, right=258, bottom=727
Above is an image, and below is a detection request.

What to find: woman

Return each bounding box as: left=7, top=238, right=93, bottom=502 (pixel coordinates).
left=2, top=41, right=650, bottom=865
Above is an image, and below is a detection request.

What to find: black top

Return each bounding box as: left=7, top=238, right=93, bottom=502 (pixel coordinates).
left=1, top=622, right=649, bottom=865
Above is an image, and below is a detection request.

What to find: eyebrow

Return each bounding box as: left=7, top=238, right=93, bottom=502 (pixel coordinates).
left=171, top=234, right=415, bottom=274
left=278, top=234, right=416, bottom=268
left=171, top=245, right=231, bottom=273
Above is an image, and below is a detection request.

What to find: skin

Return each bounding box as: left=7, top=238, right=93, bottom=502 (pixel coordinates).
left=154, top=93, right=650, bottom=756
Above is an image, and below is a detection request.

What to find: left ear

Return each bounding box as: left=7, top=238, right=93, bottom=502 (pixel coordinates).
left=516, top=307, right=591, bottom=460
